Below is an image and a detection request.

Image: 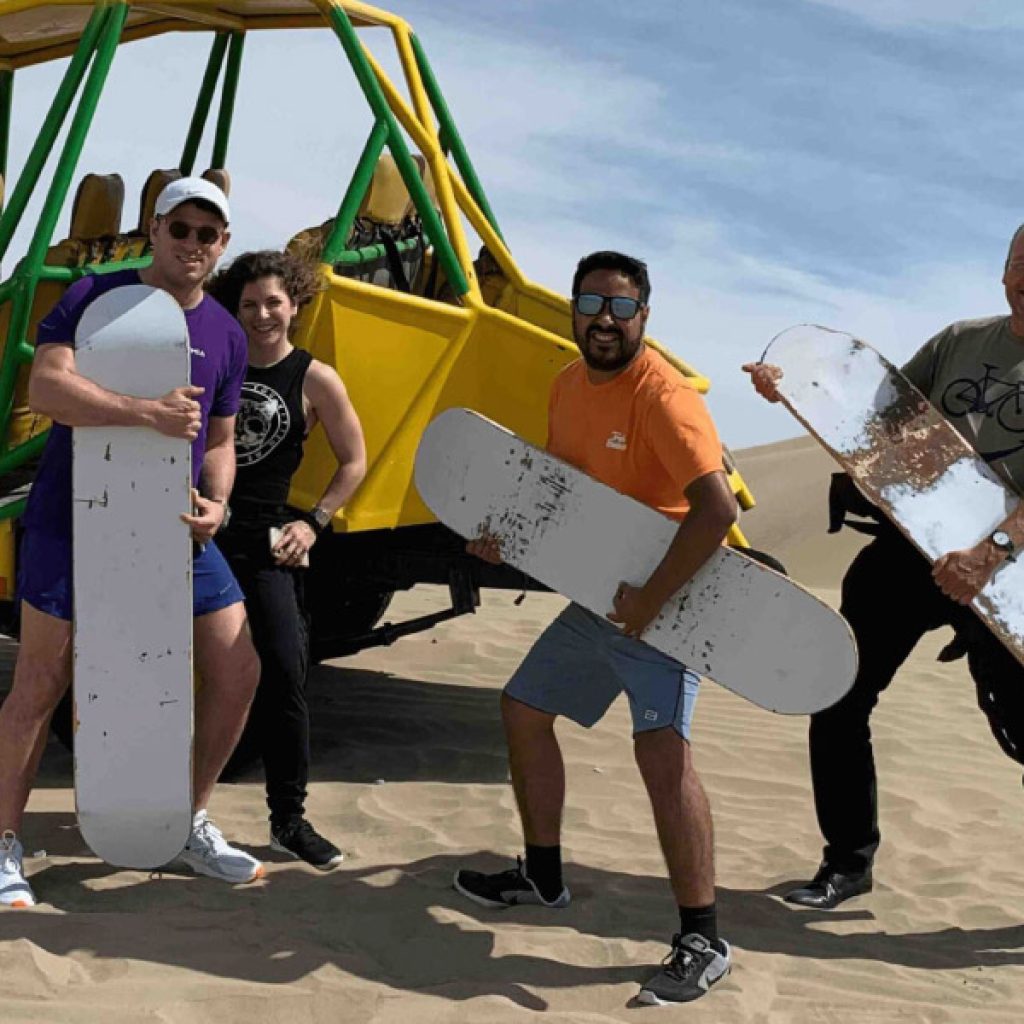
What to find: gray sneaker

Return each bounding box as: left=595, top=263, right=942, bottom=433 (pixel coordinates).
left=176, top=811, right=264, bottom=884
left=0, top=831, right=36, bottom=908
left=637, top=933, right=731, bottom=1005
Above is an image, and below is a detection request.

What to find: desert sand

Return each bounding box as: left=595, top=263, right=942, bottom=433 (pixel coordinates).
left=2, top=435, right=1024, bottom=1023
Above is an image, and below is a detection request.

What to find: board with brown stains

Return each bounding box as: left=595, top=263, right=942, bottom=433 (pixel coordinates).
left=765, top=323, right=1024, bottom=665
left=414, top=408, right=857, bottom=714
left=73, top=285, right=194, bottom=868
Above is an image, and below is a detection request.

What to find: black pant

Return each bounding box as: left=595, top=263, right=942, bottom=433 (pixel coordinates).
left=220, top=531, right=310, bottom=826
left=813, top=530, right=1024, bottom=873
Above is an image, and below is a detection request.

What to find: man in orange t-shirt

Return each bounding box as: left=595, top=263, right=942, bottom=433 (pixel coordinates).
left=454, top=251, right=738, bottom=1006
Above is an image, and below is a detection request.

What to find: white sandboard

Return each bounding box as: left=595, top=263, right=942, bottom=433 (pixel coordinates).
left=764, top=324, right=1024, bottom=665
left=414, top=408, right=857, bottom=714
left=73, top=284, right=193, bottom=868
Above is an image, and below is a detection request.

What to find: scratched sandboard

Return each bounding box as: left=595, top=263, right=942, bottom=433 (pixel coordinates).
left=73, top=284, right=194, bottom=868
left=764, top=323, right=1024, bottom=666
left=414, top=408, right=857, bottom=715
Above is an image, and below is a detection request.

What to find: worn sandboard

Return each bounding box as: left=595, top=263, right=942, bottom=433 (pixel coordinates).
left=414, top=408, right=857, bottom=715
left=73, top=284, right=194, bottom=868
left=764, top=323, right=1024, bottom=665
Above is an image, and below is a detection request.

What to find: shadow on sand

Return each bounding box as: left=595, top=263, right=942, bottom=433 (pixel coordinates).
left=12, top=660, right=511, bottom=791
left=4, top=837, right=1024, bottom=1011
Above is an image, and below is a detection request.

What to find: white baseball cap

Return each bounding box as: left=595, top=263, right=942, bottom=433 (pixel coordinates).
left=153, top=176, right=231, bottom=224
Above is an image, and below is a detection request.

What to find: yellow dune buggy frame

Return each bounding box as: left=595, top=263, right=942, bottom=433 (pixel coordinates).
left=0, top=0, right=757, bottom=659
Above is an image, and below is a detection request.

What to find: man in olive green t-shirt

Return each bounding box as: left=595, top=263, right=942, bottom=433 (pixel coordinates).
left=743, top=225, right=1024, bottom=911
left=904, top=314, right=1024, bottom=491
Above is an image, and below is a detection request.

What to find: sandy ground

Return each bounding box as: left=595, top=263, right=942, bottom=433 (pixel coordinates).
left=2, top=436, right=1023, bottom=1022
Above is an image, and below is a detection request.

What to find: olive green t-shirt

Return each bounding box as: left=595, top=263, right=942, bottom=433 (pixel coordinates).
left=902, top=316, right=1024, bottom=491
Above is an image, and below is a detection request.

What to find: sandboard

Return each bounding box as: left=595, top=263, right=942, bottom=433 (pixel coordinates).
left=73, top=284, right=193, bottom=868
left=414, top=408, right=857, bottom=715
left=763, top=323, right=1024, bottom=665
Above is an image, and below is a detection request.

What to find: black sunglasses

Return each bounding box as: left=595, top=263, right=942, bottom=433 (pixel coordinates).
left=165, top=219, right=221, bottom=245
left=573, top=292, right=644, bottom=321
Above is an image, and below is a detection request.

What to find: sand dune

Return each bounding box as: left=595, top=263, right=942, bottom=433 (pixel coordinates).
left=732, top=435, right=871, bottom=587
left=2, top=437, right=1023, bottom=1022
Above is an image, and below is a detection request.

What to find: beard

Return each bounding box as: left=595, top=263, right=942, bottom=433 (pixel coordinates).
left=577, top=326, right=642, bottom=372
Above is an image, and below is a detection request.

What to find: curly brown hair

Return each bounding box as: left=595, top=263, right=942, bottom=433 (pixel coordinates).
left=206, top=249, right=323, bottom=316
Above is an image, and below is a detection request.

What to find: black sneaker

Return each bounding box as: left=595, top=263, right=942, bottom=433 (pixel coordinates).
left=453, top=856, right=570, bottom=908
left=270, top=819, right=344, bottom=871
left=637, top=933, right=731, bottom=1005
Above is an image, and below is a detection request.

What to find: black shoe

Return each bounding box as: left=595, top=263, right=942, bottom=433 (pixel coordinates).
left=453, top=856, right=570, bottom=909
left=270, top=819, right=344, bottom=871
left=785, top=863, right=872, bottom=909
left=637, top=933, right=732, bottom=1005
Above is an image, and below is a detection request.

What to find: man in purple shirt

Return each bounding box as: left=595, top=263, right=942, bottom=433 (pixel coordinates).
left=0, top=178, right=262, bottom=908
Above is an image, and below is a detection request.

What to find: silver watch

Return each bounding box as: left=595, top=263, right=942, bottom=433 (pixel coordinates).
left=311, top=505, right=332, bottom=531
left=210, top=497, right=231, bottom=531
left=990, top=529, right=1016, bottom=559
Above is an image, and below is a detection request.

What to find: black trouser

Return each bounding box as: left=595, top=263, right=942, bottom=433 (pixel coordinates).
left=219, top=531, right=310, bottom=827
left=814, top=530, right=1024, bottom=874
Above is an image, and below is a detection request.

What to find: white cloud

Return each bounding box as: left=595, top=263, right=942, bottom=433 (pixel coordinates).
left=643, top=220, right=1002, bottom=448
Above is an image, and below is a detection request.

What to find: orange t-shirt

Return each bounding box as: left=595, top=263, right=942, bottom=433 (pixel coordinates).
left=546, top=346, right=724, bottom=522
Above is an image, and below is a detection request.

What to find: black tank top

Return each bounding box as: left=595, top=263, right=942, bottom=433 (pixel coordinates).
left=229, top=347, right=313, bottom=532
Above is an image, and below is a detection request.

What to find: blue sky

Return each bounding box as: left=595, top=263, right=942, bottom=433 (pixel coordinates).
left=6, top=0, right=1023, bottom=447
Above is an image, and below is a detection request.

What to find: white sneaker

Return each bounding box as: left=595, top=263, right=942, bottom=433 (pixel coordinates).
left=1, top=830, right=36, bottom=908
left=176, top=811, right=264, bottom=884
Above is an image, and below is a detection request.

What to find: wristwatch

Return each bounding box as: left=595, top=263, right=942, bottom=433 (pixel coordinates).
left=209, top=497, right=231, bottom=531
left=989, top=529, right=1016, bottom=560
left=310, top=505, right=332, bottom=532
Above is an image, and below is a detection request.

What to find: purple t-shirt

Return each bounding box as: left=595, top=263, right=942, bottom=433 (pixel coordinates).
left=22, top=269, right=247, bottom=538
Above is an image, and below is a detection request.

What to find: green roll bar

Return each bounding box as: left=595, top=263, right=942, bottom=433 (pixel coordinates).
left=212, top=32, right=245, bottom=170
left=180, top=33, right=230, bottom=175
left=322, top=4, right=468, bottom=296
left=20, top=6, right=127, bottom=290
left=333, top=236, right=422, bottom=266
left=0, top=1, right=127, bottom=477
left=0, top=5, right=109, bottom=264
left=324, top=32, right=505, bottom=269
left=410, top=34, right=504, bottom=245
left=180, top=30, right=244, bottom=175
left=323, top=119, right=389, bottom=265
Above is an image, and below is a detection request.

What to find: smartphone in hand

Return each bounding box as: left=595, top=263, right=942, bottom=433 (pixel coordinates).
left=269, top=526, right=310, bottom=568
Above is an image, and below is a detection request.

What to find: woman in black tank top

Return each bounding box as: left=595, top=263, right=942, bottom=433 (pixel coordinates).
left=207, top=251, right=366, bottom=870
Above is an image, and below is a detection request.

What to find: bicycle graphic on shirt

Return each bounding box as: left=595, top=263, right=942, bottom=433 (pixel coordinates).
left=941, top=363, right=1024, bottom=435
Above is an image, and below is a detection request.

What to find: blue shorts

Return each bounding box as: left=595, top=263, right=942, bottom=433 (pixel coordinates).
left=505, top=602, right=701, bottom=739
left=17, top=530, right=244, bottom=622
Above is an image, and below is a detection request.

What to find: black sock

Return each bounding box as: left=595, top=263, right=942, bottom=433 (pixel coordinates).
left=525, top=844, right=563, bottom=902
left=679, top=903, right=718, bottom=946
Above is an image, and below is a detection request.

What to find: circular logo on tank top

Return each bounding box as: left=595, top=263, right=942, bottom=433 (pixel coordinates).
left=236, top=381, right=290, bottom=467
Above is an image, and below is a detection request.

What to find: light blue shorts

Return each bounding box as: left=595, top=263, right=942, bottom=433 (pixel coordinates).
left=505, top=602, right=700, bottom=739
